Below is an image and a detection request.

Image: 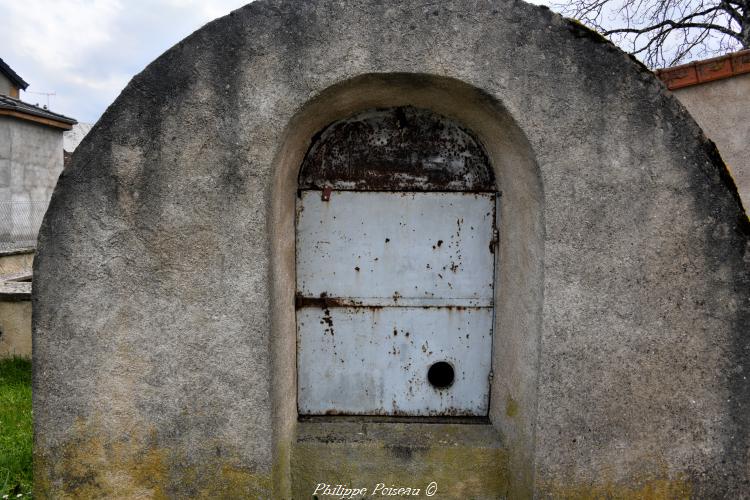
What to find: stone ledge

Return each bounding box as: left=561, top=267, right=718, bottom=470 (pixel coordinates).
left=0, top=246, right=35, bottom=258
left=0, top=281, right=31, bottom=301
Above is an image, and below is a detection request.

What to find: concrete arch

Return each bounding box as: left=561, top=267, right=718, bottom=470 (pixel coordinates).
left=33, top=0, right=748, bottom=498
left=269, top=73, right=544, bottom=496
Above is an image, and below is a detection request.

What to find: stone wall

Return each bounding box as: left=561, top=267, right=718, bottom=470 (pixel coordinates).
left=0, top=300, right=31, bottom=358
left=0, top=248, right=33, bottom=275
left=0, top=249, right=33, bottom=359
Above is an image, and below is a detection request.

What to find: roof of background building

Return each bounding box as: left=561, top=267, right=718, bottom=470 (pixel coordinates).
left=0, top=58, right=29, bottom=90
left=656, top=49, right=750, bottom=90
left=0, top=94, right=76, bottom=130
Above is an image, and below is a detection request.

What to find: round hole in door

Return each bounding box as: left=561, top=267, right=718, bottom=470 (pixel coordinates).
left=427, top=361, right=455, bottom=389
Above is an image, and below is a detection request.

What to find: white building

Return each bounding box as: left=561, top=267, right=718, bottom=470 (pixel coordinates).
left=0, top=58, right=76, bottom=248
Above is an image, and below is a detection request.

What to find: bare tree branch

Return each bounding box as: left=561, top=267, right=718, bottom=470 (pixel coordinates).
left=555, top=0, right=748, bottom=67
left=605, top=21, right=741, bottom=42
left=719, top=1, right=743, bottom=24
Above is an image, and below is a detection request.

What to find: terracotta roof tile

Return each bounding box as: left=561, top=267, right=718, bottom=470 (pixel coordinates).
left=656, top=49, right=750, bottom=90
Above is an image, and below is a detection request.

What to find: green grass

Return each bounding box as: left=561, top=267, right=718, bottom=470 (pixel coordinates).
left=0, top=357, right=32, bottom=498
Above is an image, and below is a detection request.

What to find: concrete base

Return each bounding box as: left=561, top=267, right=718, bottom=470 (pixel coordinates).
left=292, top=420, right=508, bottom=499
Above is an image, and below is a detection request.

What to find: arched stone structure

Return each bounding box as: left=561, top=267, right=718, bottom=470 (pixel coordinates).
left=273, top=84, right=541, bottom=497
left=33, top=1, right=748, bottom=498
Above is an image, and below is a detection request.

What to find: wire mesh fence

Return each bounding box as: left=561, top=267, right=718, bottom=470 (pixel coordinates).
left=0, top=201, right=49, bottom=250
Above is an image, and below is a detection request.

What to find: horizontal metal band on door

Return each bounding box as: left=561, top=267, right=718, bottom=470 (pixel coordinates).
left=295, top=296, right=493, bottom=308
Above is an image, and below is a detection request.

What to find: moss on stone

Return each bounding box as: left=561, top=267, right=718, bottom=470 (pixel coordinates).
left=291, top=421, right=509, bottom=499
left=537, top=475, right=693, bottom=499
left=34, top=420, right=272, bottom=499
left=505, top=396, right=519, bottom=418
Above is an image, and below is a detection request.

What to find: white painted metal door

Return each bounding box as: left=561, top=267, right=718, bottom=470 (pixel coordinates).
left=296, top=190, right=496, bottom=416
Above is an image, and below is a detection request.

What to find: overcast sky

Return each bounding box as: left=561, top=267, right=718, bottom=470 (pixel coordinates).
left=0, top=0, right=251, bottom=123
left=1, top=0, right=552, bottom=124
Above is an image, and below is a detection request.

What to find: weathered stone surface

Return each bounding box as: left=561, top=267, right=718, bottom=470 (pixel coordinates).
left=34, top=0, right=749, bottom=498
left=292, top=421, right=509, bottom=499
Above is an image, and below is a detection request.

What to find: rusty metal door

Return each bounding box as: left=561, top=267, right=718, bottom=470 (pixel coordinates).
left=296, top=190, right=496, bottom=416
